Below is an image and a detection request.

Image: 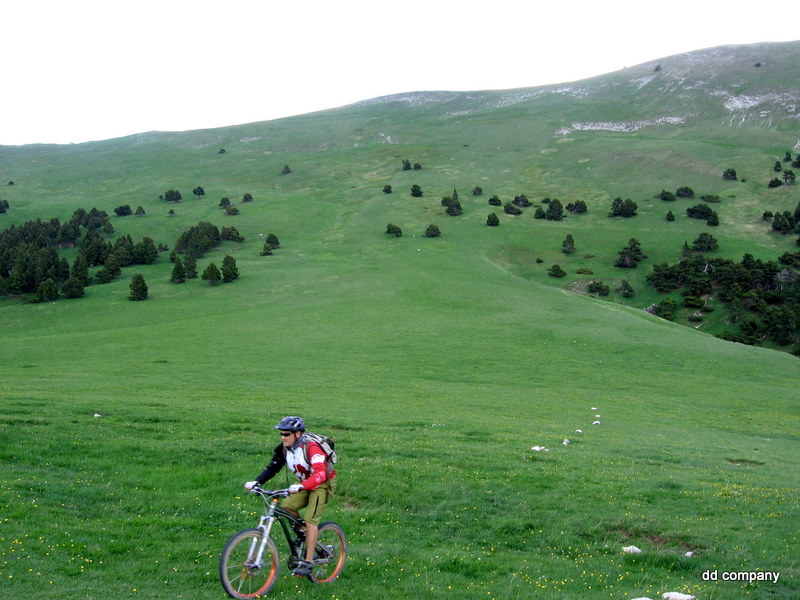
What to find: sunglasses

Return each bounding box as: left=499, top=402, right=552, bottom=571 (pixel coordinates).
left=279, top=432, right=294, bottom=437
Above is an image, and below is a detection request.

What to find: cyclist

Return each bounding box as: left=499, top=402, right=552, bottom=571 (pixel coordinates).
left=244, top=416, right=336, bottom=577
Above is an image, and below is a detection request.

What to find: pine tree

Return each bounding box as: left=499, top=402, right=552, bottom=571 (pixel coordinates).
left=62, top=276, right=85, bottom=299
left=184, top=252, right=197, bottom=279
left=35, top=278, right=59, bottom=302
left=562, top=234, right=575, bottom=254
left=545, top=199, right=565, bottom=221
left=201, top=263, right=222, bottom=285
left=104, top=254, right=121, bottom=278
left=129, top=274, right=148, bottom=300
left=171, top=256, right=186, bottom=283
left=221, top=255, right=239, bottom=283
left=72, top=254, right=90, bottom=285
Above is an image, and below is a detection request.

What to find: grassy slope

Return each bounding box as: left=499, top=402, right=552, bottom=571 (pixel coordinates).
left=1, top=42, right=799, bottom=599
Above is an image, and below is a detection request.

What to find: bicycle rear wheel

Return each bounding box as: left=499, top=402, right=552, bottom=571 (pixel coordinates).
left=220, top=528, right=280, bottom=598
left=309, top=521, right=347, bottom=583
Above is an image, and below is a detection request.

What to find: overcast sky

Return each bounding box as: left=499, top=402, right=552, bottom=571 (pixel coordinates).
left=2, top=0, right=797, bottom=145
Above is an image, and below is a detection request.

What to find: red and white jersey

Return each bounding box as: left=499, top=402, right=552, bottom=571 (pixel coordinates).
left=285, top=437, right=335, bottom=491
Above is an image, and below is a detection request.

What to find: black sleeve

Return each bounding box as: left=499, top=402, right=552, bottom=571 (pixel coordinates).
left=255, top=443, right=286, bottom=484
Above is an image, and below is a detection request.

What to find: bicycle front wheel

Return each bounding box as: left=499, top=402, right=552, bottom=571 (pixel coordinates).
left=220, top=528, right=280, bottom=598
left=310, top=521, right=347, bottom=583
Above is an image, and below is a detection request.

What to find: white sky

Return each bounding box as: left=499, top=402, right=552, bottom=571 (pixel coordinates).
left=2, top=0, right=797, bottom=145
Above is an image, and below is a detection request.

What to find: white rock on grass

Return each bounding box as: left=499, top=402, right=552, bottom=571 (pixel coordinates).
left=531, top=446, right=548, bottom=452
left=662, top=593, right=696, bottom=600
left=563, top=439, right=571, bottom=445
left=593, top=420, right=601, bottom=425
left=622, top=545, right=643, bottom=554
left=575, top=429, right=583, bottom=434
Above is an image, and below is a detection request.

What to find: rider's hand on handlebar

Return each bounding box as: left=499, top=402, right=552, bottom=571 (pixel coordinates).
left=288, top=484, right=303, bottom=494
left=244, top=481, right=259, bottom=491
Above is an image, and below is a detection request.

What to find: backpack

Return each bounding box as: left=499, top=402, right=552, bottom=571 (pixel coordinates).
left=302, top=431, right=338, bottom=468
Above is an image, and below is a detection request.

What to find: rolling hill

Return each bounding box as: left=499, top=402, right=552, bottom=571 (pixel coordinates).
left=1, top=41, right=798, bottom=600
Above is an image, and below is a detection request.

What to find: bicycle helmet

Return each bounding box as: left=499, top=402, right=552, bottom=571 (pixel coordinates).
left=274, top=416, right=305, bottom=432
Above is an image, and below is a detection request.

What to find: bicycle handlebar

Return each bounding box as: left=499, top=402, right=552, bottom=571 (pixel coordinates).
left=248, top=484, right=291, bottom=498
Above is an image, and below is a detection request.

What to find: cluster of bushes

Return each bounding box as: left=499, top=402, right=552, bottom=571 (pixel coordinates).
left=657, top=187, right=696, bottom=201
left=401, top=159, right=422, bottom=171
left=762, top=201, right=800, bottom=240
left=170, top=253, right=238, bottom=286
left=686, top=203, right=719, bottom=226
left=726, top=151, right=798, bottom=189
left=171, top=222, right=244, bottom=285
left=609, top=197, right=638, bottom=218
left=0, top=208, right=120, bottom=301
left=174, top=222, right=224, bottom=257
left=114, top=204, right=145, bottom=217
left=615, top=238, right=646, bottom=268
left=768, top=151, right=798, bottom=188
left=219, top=193, right=254, bottom=216
left=159, top=187, right=255, bottom=216
left=385, top=224, right=441, bottom=238
left=260, top=234, right=281, bottom=256
left=441, top=189, right=463, bottom=216
left=646, top=245, right=800, bottom=347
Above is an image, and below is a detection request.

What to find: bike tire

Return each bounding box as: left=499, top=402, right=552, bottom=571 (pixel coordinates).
left=220, top=528, right=280, bottom=598
left=309, top=521, right=347, bottom=584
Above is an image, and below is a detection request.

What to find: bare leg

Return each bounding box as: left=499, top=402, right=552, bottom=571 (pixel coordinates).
left=304, top=521, right=318, bottom=563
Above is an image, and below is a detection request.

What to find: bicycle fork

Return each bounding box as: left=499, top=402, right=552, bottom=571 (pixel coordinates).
left=247, top=506, right=279, bottom=569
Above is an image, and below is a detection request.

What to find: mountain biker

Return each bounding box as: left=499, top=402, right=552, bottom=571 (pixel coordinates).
left=244, top=416, right=336, bottom=578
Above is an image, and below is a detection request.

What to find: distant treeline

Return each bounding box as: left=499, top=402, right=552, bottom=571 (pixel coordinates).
left=0, top=208, right=247, bottom=301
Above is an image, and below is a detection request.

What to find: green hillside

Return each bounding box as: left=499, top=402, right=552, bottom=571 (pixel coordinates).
left=1, top=41, right=799, bottom=600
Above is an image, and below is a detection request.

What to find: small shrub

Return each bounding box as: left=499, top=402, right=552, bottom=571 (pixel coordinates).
left=619, top=279, right=635, bottom=298
left=587, top=280, right=610, bottom=296
left=683, top=296, right=705, bottom=309
left=386, top=224, right=402, bottom=237
left=658, top=190, right=676, bottom=202
left=424, top=224, right=441, bottom=238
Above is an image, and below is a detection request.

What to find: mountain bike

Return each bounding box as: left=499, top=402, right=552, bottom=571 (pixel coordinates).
left=219, top=486, right=347, bottom=598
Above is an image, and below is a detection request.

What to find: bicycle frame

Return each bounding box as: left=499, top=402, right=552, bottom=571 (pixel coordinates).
left=249, top=488, right=306, bottom=567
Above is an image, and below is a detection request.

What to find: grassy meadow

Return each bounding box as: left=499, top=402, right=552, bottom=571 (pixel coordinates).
left=2, top=42, right=800, bottom=599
